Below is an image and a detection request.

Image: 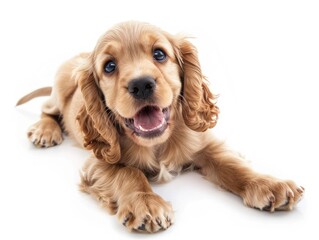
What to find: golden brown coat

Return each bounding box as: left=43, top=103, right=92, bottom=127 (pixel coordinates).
left=18, top=21, right=304, bottom=233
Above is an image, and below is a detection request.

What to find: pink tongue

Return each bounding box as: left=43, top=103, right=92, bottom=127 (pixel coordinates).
left=134, top=106, right=164, bottom=130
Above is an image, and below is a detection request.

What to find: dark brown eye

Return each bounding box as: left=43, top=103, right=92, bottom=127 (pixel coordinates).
left=153, top=49, right=166, bottom=62
left=104, top=60, right=116, bottom=73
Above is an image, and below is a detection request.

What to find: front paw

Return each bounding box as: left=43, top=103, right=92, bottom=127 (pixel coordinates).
left=27, top=119, right=63, bottom=148
left=117, top=192, right=174, bottom=233
left=242, top=176, right=304, bottom=212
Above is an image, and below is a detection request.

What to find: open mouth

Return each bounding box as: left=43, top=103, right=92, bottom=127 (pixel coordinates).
left=124, top=106, right=170, bottom=138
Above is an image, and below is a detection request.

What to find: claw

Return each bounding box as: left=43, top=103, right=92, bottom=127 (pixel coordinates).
left=297, top=186, right=305, bottom=194
left=263, top=196, right=275, bottom=212
left=262, top=205, right=272, bottom=211
left=166, top=215, right=172, bottom=226
left=122, top=212, right=133, bottom=226
left=137, top=223, right=146, bottom=231
left=287, top=190, right=294, bottom=198
left=156, top=217, right=163, bottom=229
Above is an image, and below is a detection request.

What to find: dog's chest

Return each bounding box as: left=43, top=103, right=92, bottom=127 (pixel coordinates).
left=142, top=145, right=196, bottom=183
left=120, top=130, right=202, bottom=183
left=144, top=160, right=194, bottom=183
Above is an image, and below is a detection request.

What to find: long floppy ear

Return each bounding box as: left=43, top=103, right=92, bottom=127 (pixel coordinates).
left=174, top=37, right=219, bottom=132
left=75, top=56, right=120, bottom=164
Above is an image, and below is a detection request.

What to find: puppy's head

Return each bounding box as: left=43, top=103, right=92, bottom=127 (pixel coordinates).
left=77, top=22, right=219, bottom=162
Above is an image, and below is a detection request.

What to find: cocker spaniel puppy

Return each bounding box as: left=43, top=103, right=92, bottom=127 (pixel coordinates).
left=17, top=21, right=304, bottom=233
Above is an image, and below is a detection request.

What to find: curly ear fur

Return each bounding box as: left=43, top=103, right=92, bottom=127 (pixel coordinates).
left=175, top=38, right=219, bottom=132
left=75, top=57, right=120, bottom=164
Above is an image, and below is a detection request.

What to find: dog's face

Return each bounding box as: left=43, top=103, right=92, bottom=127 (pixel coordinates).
left=94, top=23, right=181, bottom=146
left=77, top=21, right=219, bottom=163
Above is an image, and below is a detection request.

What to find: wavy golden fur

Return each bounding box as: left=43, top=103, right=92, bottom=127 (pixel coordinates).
left=75, top=60, right=120, bottom=164
left=18, top=21, right=303, bottom=233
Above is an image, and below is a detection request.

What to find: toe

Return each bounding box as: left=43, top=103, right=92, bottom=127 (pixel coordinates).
left=122, top=212, right=133, bottom=227
left=262, top=196, right=275, bottom=212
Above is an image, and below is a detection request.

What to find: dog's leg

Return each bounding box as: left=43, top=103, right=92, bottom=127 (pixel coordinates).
left=27, top=90, right=63, bottom=148
left=195, top=141, right=304, bottom=211
left=27, top=112, right=63, bottom=148
left=80, top=157, right=174, bottom=233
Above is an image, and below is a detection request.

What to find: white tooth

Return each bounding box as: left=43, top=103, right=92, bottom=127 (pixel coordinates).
left=138, top=118, right=165, bottom=132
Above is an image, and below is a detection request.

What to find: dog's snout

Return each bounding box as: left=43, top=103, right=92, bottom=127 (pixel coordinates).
left=128, top=76, right=156, bottom=100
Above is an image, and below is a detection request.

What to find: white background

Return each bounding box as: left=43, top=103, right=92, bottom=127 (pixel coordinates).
left=0, top=0, right=318, bottom=239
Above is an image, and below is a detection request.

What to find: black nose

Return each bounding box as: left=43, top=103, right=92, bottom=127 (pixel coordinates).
left=128, top=76, right=156, bottom=100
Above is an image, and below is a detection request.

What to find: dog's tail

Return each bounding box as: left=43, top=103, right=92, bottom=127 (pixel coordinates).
left=16, top=87, right=52, bottom=106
